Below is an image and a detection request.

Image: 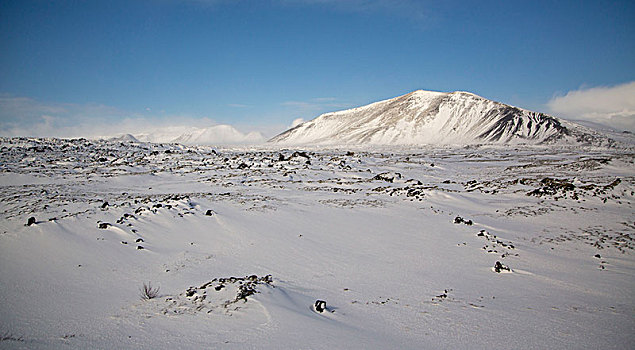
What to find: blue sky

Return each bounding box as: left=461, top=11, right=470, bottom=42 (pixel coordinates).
left=1, top=0, right=634, bottom=137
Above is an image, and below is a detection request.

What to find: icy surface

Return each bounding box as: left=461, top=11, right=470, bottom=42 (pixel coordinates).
left=270, top=90, right=616, bottom=146
left=0, top=137, right=633, bottom=349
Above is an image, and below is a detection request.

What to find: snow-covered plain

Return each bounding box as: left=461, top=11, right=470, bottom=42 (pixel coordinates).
left=0, top=137, right=633, bottom=349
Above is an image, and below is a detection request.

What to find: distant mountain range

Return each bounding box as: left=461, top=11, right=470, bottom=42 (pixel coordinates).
left=270, top=90, right=616, bottom=146
left=110, top=125, right=265, bottom=145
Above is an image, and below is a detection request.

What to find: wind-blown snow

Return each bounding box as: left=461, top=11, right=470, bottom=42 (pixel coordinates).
left=121, top=124, right=265, bottom=145
left=270, top=90, right=615, bottom=146
left=0, top=137, right=633, bottom=349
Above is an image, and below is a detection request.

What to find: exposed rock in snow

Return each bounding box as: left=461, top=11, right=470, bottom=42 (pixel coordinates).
left=0, top=136, right=633, bottom=349
left=270, top=90, right=616, bottom=146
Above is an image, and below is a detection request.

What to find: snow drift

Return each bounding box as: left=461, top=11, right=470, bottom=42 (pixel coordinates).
left=270, top=90, right=614, bottom=146
left=1, top=137, right=633, bottom=349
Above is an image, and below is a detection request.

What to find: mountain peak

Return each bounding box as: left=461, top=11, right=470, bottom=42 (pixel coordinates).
left=269, top=90, right=614, bottom=146
left=131, top=125, right=265, bottom=145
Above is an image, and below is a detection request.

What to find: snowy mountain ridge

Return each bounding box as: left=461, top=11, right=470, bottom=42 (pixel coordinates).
left=110, top=124, right=265, bottom=145
left=270, top=90, right=614, bottom=146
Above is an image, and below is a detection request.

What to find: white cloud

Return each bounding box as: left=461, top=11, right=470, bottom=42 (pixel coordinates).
left=290, top=118, right=305, bottom=128
left=547, top=81, right=635, bottom=131
left=312, top=97, right=337, bottom=102
left=133, top=124, right=266, bottom=145
left=0, top=95, right=269, bottom=144
left=0, top=96, right=136, bottom=138
left=0, top=95, right=122, bottom=124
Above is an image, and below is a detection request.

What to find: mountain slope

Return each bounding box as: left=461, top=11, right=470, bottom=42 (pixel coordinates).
left=269, top=90, right=613, bottom=146
left=132, top=125, right=265, bottom=145
left=108, top=133, right=140, bottom=143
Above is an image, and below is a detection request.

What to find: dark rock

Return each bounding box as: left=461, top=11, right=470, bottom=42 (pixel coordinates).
left=406, top=179, right=423, bottom=186
left=436, top=289, right=449, bottom=299
left=454, top=216, right=473, bottom=225
left=260, top=274, right=273, bottom=284
left=373, top=172, right=401, bottom=183
left=98, top=222, right=111, bottom=229
left=292, top=151, right=310, bottom=159
left=26, top=217, right=36, bottom=226
left=527, top=177, right=576, bottom=197
left=605, top=178, right=621, bottom=189
left=235, top=283, right=257, bottom=301
left=594, top=254, right=601, bottom=258
left=137, top=245, right=144, bottom=250
left=494, top=261, right=510, bottom=273
left=406, top=188, right=423, bottom=198
left=314, top=300, right=327, bottom=313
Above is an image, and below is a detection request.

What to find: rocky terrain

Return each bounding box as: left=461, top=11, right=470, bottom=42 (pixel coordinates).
left=0, top=136, right=633, bottom=349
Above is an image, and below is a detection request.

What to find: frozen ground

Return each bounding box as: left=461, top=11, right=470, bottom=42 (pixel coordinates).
left=0, top=137, right=634, bottom=349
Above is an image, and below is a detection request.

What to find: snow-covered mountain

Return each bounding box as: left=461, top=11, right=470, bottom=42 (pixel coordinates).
left=123, top=124, right=265, bottom=145
left=270, top=90, right=613, bottom=146
left=108, top=133, right=140, bottom=143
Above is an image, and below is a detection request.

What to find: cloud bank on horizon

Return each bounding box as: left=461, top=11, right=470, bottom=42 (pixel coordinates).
left=548, top=81, right=635, bottom=132
left=0, top=95, right=274, bottom=144
left=1, top=81, right=634, bottom=142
